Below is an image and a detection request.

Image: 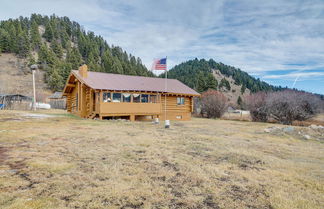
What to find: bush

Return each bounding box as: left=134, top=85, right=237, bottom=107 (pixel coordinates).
left=245, top=90, right=323, bottom=124
left=265, top=90, right=322, bottom=124
left=201, top=90, right=228, bottom=118
left=244, top=92, right=268, bottom=122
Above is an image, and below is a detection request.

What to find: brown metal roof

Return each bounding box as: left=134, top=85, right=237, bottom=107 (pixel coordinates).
left=71, top=70, right=200, bottom=96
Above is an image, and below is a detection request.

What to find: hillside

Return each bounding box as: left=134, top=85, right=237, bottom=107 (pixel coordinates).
left=161, top=59, right=284, bottom=106
left=0, top=14, right=154, bottom=92
left=0, top=53, right=51, bottom=100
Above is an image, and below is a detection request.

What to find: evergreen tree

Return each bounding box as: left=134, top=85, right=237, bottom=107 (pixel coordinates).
left=205, top=73, right=218, bottom=90
left=43, top=22, right=54, bottom=42
left=241, top=84, right=246, bottom=94
left=111, top=57, right=123, bottom=74
left=0, top=29, right=10, bottom=52
left=237, top=96, right=243, bottom=108
left=66, top=47, right=82, bottom=69
left=48, top=68, right=64, bottom=91
left=17, top=31, right=30, bottom=57
left=51, top=40, right=63, bottom=58
left=219, top=78, right=231, bottom=91
left=30, top=20, right=41, bottom=50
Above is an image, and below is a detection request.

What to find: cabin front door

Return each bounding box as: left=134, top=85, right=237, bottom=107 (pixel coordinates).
left=93, top=92, right=96, bottom=111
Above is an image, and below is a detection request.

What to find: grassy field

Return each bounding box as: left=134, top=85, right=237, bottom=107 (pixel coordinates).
left=0, top=110, right=323, bottom=209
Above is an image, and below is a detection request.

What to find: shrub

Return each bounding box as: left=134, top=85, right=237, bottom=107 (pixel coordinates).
left=244, top=92, right=268, bottom=122
left=245, top=90, right=323, bottom=124
left=201, top=90, right=228, bottom=118
left=265, top=90, right=322, bottom=124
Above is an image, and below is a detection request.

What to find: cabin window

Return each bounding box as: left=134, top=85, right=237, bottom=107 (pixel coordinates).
left=177, top=97, right=185, bottom=105
left=133, top=94, right=140, bottom=103
left=112, top=93, right=121, bottom=102
left=150, top=95, right=158, bottom=103
left=122, top=93, right=131, bottom=102
left=103, top=92, right=111, bottom=102
left=141, top=94, right=149, bottom=103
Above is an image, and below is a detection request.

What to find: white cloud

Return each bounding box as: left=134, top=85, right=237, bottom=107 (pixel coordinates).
left=0, top=0, right=323, bottom=93
left=263, top=72, right=324, bottom=80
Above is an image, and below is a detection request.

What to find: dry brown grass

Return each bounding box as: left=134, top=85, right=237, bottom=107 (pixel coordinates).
left=0, top=110, right=323, bottom=209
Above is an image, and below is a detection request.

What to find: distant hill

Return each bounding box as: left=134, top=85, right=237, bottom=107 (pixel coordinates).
left=160, top=58, right=285, bottom=106
left=0, top=53, right=51, bottom=100
left=0, top=14, right=154, bottom=92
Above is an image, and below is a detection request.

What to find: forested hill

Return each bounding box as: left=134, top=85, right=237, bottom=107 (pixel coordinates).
left=0, top=14, right=154, bottom=91
left=161, top=58, right=283, bottom=93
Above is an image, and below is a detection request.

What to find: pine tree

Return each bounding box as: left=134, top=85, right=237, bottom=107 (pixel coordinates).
left=48, top=68, right=64, bottom=91
left=101, top=50, right=113, bottom=73
left=43, top=22, right=54, bottom=42
left=219, top=78, right=231, bottom=91
left=51, top=40, right=63, bottom=58
left=205, top=73, right=218, bottom=90
left=111, top=57, right=124, bottom=74
left=241, top=84, right=246, bottom=94
left=17, top=31, right=30, bottom=58
left=66, top=47, right=82, bottom=69
left=0, top=29, right=10, bottom=52
left=237, top=96, right=243, bottom=108
left=30, top=20, right=41, bottom=50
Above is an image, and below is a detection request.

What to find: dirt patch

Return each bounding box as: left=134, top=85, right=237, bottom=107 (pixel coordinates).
left=7, top=160, right=26, bottom=170
left=0, top=146, right=9, bottom=164
left=0, top=117, right=23, bottom=122
left=220, top=184, right=273, bottom=209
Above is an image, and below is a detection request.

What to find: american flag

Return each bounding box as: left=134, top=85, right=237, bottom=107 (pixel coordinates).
left=152, top=58, right=167, bottom=70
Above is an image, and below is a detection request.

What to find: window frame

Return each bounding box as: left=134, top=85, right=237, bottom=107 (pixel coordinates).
left=103, top=92, right=111, bottom=102
left=112, top=93, right=122, bottom=103
left=141, top=94, right=149, bottom=103
left=122, top=93, right=131, bottom=103
left=177, top=97, right=185, bottom=105
left=133, top=94, right=141, bottom=103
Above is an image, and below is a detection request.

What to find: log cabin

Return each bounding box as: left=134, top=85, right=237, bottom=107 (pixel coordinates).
left=62, top=65, right=200, bottom=121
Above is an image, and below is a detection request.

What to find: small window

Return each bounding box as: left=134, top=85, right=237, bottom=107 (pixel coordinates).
left=176, top=115, right=182, bottom=119
left=141, top=94, right=149, bottom=103
left=177, top=97, right=185, bottom=105
left=103, top=92, right=111, bottom=102
left=150, top=95, right=157, bottom=103
left=122, top=93, right=131, bottom=102
left=133, top=94, right=140, bottom=103
left=112, top=93, right=121, bottom=102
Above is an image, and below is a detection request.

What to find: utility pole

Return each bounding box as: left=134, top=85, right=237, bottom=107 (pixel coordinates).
left=32, top=70, right=36, bottom=111
left=31, top=64, right=38, bottom=111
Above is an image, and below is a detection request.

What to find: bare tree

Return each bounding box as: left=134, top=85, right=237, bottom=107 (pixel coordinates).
left=201, top=90, right=228, bottom=118
left=244, top=92, right=268, bottom=122
left=245, top=90, right=323, bottom=124
left=265, top=90, right=322, bottom=124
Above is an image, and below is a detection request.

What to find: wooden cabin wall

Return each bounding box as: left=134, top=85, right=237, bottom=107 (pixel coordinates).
left=160, top=95, right=192, bottom=120
left=66, top=85, right=195, bottom=121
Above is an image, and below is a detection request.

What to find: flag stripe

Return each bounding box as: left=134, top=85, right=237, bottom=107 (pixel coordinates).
left=152, top=58, right=167, bottom=70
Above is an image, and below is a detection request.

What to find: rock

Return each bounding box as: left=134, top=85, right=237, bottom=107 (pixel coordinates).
left=264, top=128, right=271, bottom=133
left=303, top=135, right=311, bottom=140
left=309, top=124, right=324, bottom=130
left=283, top=127, right=294, bottom=132
left=264, top=126, right=280, bottom=133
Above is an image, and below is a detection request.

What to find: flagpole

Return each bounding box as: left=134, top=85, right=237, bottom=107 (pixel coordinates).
left=164, top=56, right=170, bottom=128
left=165, top=59, right=167, bottom=120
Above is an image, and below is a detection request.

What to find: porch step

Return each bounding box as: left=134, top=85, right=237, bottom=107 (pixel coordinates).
left=86, top=112, right=96, bottom=119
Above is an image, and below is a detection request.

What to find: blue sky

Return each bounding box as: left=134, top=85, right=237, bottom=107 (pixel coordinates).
left=1, top=0, right=324, bottom=94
